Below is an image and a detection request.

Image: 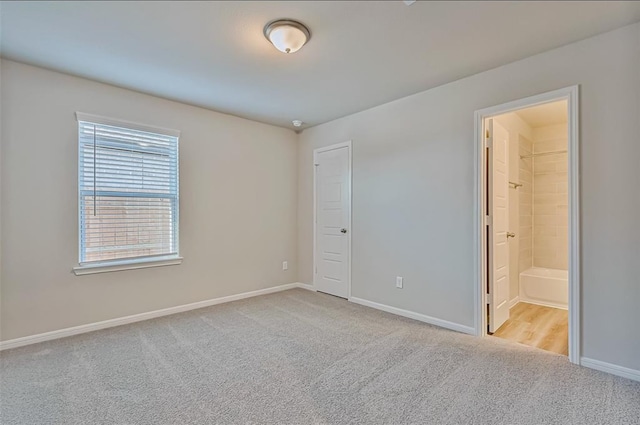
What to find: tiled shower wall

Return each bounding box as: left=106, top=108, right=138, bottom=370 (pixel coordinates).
left=518, top=135, right=533, bottom=273
left=532, top=124, right=568, bottom=270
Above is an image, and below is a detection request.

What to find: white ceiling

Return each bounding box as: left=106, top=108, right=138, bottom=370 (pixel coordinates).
left=2, top=1, right=639, bottom=130
left=516, top=101, right=568, bottom=128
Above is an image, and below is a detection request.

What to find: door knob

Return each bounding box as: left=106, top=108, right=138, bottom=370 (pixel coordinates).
left=341, top=228, right=348, bottom=234
left=507, top=232, right=516, bottom=239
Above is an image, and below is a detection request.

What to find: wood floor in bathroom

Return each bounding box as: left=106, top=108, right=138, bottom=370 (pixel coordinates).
left=492, top=302, right=568, bottom=355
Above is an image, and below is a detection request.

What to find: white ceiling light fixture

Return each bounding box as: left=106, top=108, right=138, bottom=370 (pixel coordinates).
left=264, top=19, right=311, bottom=54
left=292, top=120, right=303, bottom=127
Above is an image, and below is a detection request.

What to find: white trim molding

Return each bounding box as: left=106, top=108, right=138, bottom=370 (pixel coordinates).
left=349, top=297, right=476, bottom=335
left=581, top=358, right=640, bottom=383
left=508, top=296, right=520, bottom=309
left=73, top=256, right=183, bottom=275
left=473, top=86, right=581, bottom=364
left=295, top=282, right=317, bottom=292
left=517, top=296, right=567, bottom=311
left=0, top=283, right=303, bottom=351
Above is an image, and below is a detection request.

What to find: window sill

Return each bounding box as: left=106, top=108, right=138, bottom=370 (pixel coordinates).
left=73, top=256, right=183, bottom=276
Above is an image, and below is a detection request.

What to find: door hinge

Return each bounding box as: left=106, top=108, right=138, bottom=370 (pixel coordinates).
left=485, top=130, right=490, bottom=139
left=485, top=215, right=492, bottom=226
left=486, top=295, right=491, bottom=305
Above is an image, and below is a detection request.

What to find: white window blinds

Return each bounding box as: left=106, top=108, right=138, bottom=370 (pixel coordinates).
left=77, top=115, right=179, bottom=265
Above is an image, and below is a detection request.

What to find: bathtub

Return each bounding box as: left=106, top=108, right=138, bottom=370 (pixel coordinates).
left=519, top=267, right=568, bottom=310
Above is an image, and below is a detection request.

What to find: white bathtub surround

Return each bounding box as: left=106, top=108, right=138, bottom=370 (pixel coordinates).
left=532, top=123, right=569, bottom=270
left=518, top=134, right=534, bottom=273
left=519, top=267, right=568, bottom=309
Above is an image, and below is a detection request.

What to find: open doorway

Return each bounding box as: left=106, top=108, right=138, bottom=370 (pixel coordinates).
left=474, top=87, right=580, bottom=363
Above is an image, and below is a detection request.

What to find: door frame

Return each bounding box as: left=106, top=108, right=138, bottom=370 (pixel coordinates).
left=473, top=86, right=580, bottom=364
left=313, top=140, right=353, bottom=299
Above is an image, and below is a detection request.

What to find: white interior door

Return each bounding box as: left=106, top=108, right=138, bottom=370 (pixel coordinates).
left=488, top=119, right=510, bottom=333
left=314, top=144, right=351, bottom=298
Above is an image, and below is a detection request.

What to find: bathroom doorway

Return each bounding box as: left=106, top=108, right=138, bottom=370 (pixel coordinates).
left=474, top=87, right=580, bottom=363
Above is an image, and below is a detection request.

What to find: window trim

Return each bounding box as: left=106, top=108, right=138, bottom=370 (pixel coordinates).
left=74, top=112, right=182, bottom=275
left=73, top=255, right=183, bottom=276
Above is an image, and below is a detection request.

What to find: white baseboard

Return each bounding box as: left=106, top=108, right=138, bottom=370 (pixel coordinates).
left=509, top=296, right=520, bottom=309
left=0, top=283, right=302, bottom=351
left=5, top=283, right=638, bottom=383
left=519, top=296, right=567, bottom=310
left=581, top=357, right=640, bottom=382
left=294, top=282, right=316, bottom=292
left=349, top=296, right=475, bottom=335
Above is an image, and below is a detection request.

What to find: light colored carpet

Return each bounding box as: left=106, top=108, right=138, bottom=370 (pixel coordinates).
left=1, top=289, right=639, bottom=425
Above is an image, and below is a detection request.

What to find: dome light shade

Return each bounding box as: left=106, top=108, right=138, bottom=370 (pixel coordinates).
left=264, top=19, right=310, bottom=54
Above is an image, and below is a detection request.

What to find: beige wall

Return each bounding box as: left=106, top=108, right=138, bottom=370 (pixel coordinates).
left=0, top=60, right=299, bottom=340
left=493, top=113, right=533, bottom=303
left=297, top=23, right=640, bottom=371
left=532, top=124, right=569, bottom=270
left=0, top=54, right=2, bottom=318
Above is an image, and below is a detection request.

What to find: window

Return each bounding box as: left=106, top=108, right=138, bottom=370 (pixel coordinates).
left=74, top=113, right=180, bottom=274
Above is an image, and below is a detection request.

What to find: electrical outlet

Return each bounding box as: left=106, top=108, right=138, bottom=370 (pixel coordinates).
left=282, top=261, right=288, bottom=271
left=396, top=276, right=403, bottom=288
